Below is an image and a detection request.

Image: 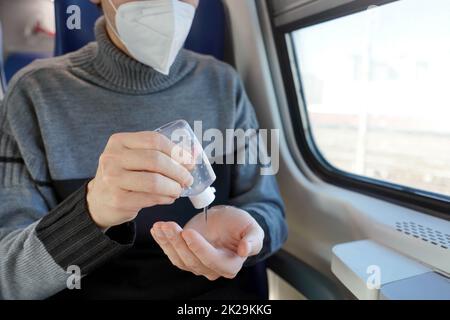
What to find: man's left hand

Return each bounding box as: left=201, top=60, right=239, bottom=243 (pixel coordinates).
left=150, top=206, right=264, bottom=281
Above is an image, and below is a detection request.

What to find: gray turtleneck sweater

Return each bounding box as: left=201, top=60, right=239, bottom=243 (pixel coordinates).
left=0, top=18, right=287, bottom=300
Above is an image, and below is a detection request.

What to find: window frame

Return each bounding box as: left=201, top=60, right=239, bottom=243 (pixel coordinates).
left=268, top=0, right=450, bottom=217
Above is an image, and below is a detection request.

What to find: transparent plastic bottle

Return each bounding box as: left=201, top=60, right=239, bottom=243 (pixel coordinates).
left=155, top=120, right=216, bottom=209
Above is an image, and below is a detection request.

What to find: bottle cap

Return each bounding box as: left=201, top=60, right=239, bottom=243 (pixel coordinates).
left=189, top=187, right=216, bottom=209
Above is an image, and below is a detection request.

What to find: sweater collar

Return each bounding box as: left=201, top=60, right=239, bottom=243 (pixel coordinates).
left=88, top=17, right=196, bottom=94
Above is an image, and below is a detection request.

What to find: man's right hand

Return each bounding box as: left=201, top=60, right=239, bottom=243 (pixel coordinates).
left=86, top=132, right=195, bottom=230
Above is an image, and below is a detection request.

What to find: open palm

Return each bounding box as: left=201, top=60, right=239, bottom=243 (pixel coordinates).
left=150, top=206, right=264, bottom=280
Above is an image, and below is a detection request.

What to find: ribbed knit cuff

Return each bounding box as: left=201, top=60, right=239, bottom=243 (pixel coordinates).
left=36, top=183, right=135, bottom=275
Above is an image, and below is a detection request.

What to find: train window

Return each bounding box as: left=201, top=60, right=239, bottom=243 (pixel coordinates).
left=288, top=0, right=450, bottom=201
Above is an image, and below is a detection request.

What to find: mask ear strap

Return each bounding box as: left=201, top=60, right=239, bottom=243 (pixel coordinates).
left=108, top=0, right=118, bottom=13
left=105, top=13, right=121, bottom=39
left=104, top=0, right=123, bottom=43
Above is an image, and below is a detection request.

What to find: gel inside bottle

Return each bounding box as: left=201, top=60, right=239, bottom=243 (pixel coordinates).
left=155, top=120, right=216, bottom=209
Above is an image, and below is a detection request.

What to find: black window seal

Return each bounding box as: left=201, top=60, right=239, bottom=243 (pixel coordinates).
left=268, top=0, right=450, bottom=219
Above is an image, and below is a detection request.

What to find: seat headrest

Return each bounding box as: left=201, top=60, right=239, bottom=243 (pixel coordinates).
left=54, top=0, right=228, bottom=62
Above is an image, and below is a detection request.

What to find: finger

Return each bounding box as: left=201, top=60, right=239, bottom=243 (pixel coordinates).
left=109, top=132, right=173, bottom=153
left=110, top=132, right=195, bottom=170
left=117, top=171, right=182, bottom=198
left=161, top=222, right=220, bottom=281
left=182, top=229, right=244, bottom=279
left=121, top=149, right=194, bottom=188
left=109, top=189, right=176, bottom=210
left=238, top=223, right=264, bottom=257
left=151, top=223, right=186, bottom=271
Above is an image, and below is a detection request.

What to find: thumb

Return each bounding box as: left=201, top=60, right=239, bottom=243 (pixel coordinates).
left=237, top=223, right=264, bottom=258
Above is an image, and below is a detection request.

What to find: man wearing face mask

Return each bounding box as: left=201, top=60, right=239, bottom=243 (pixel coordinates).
left=0, top=0, right=287, bottom=300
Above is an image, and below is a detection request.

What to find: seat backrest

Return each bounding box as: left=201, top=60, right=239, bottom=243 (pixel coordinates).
left=185, top=0, right=226, bottom=61
left=54, top=0, right=102, bottom=56
left=54, top=0, right=228, bottom=62
left=4, top=52, right=52, bottom=84
left=0, top=21, right=6, bottom=98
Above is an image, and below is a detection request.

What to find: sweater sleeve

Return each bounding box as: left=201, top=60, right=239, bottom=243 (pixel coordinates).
left=0, top=83, right=135, bottom=299
left=227, top=73, right=288, bottom=266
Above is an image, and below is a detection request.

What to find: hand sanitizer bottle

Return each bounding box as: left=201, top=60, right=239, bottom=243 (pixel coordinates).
left=156, top=120, right=216, bottom=209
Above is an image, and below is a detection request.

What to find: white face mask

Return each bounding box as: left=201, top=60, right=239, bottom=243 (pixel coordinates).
left=106, top=0, right=196, bottom=75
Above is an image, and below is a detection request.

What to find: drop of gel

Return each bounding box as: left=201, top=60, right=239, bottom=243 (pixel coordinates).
left=204, top=206, right=208, bottom=224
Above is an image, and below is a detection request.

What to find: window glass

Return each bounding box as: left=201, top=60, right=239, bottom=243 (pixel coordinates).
left=292, top=0, right=450, bottom=197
